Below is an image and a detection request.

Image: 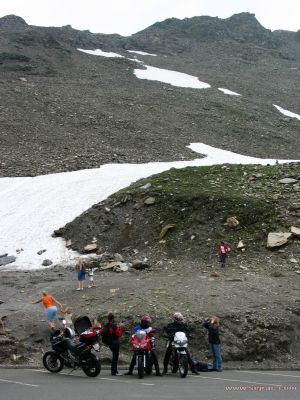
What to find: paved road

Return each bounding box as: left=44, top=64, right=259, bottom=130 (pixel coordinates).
left=0, top=368, right=299, bottom=400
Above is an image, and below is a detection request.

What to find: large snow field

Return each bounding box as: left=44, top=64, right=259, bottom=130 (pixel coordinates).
left=0, top=143, right=298, bottom=270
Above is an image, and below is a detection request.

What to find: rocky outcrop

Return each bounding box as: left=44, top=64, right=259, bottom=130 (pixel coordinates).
left=267, top=232, right=292, bottom=248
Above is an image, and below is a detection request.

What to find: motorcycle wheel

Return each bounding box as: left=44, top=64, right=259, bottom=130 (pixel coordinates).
left=43, top=351, right=64, bottom=373
left=178, top=354, right=188, bottom=378
left=137, top=356, right=144, bottom=379
left=81, top=356, right=101, bottom=377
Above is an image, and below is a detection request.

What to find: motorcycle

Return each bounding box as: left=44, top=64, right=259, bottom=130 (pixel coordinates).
left=166, top=331, right=189, bottom=378
left=129, top=329, right=155, bottom=379
left=42, top=316, right=101, bottom=377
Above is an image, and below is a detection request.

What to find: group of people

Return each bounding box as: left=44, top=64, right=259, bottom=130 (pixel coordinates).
left=29, top=293, right=223, bottom=375
left=30, top=244, right=228, bottom=376
left=101, top=311, right=223, bottom=376
left=75, top=240, right=230, bottom=292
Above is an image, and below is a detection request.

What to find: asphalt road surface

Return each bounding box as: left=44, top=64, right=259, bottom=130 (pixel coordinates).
left=0, top=368, right=299, bottom=400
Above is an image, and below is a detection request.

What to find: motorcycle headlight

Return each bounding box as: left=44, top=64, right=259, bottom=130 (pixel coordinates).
left=133, top=344, right=139, bottom=349
left=175, top=339, right=187, bottom=346
left=140, top=343, right=147, bottom=348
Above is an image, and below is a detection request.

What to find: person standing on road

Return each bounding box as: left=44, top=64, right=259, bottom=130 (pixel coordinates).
left=217, top=241, right=230, bottom=267
left=100, top=313, right=123, bottom=376
left=203, top=315, right=223, bottom=372
left=30, top=291, right=62, bottom=331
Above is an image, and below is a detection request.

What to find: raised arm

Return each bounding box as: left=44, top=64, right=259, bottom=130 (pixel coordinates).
left=30, top=298, right=42, bottom=304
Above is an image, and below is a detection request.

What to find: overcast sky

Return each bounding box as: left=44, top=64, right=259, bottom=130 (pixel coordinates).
left=0, top=0, right=299, bottom=36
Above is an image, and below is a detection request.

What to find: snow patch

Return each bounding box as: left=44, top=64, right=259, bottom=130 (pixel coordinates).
left=273, top=104, right=300, bottom=121
left=127, top=50, right=157, bottom=56
left=218, top=88, right=241, bottom=96
left=78, top=48, right=124, bottom=58
left=78, top=48, right=210, bottom=89
left=134, top=65, right=210, bottom=89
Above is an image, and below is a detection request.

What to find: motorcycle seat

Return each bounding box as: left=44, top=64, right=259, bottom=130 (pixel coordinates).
left=64, top=338, right=86, bottom=352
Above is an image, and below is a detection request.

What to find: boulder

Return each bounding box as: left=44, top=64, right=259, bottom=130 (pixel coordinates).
left=278, top=178, right=298, bottom=184
left=140, top=183, right=151, bottom=190
left=159, top=224, right=176, bottom=239
left=52, top=227, right=64, bottom=237
left=101, top=261, right=128, bottom=272
left=114, top=263, right=130, bottom=273
left=290, top=226, right=300, bottom=237
left=114, top=253, right=124, bottom=262
left=42, top=259, right=53, bottom=266
left=225, top=216, right=239, bottom=228
left=0, top=256, right=16, bottom=266
left=237, top=240, right=245, bottom=249
left=132, top=259, right=151, bottom=270
left=37, top=249, right=47, bottom=255
left=144, top=197, right=155, bottom=205
left=82, top=243, right=98, bottom=253
left=267, top=232, right=292, bottom=248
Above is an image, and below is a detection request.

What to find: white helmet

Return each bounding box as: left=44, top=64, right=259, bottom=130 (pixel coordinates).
left=173, top=312, right=184, bottom=322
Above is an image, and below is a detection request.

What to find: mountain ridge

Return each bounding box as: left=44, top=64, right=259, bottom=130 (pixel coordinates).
left=0, top=12, right=299, bottom=178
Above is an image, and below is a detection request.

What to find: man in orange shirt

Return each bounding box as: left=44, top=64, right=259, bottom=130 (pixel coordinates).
left=30, top=292, right=62, bottom=330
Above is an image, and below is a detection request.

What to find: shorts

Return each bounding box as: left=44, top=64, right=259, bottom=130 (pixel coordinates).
left=88, top=275, right=94, bottom=282
left=77, top=270, right=85, bottom=281
left=45, top=306, right=58, bottom=322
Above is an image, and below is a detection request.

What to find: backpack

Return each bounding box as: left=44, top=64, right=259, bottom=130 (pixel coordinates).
left=194, top=360, right=209, bottom=371
left=102, top=324, right=113, bottom=345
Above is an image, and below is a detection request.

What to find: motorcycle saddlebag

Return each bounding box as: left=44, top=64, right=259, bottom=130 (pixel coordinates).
left=74, top=316, right=92, bottom=334
left=80, top=331, right=97, bottom=344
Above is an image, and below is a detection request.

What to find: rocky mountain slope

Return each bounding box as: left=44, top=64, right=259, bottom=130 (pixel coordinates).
left=0, top=13, right=299, bottom=177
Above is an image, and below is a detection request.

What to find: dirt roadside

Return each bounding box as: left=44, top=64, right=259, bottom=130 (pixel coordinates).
left=0, top=256, right=299, bottom=369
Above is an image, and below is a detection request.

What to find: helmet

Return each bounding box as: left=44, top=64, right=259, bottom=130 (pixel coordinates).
left=141, top=314, right=152, bottom=323
left=173, top=312, right=184, bottom=322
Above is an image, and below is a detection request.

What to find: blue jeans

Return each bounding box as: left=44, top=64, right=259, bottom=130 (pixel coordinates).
left=210, top=344, right=223, bottom=371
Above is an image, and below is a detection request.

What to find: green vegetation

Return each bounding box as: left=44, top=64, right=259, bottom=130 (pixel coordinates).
left=64, top=162, right=300, bottom=262
left=100, top=163, right=298, bottom=258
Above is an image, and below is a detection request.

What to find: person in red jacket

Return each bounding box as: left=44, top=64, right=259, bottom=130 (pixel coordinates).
left=217, top=241, right=230, bottom=267
left=100, top=313, right=123, bottom=375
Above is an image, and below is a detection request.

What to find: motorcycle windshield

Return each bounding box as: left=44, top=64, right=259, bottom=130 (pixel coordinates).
left=135, top=330, right=146, bottom=342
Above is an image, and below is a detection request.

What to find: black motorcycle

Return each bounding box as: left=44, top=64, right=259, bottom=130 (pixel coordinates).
left=43, top=316, right=101, bottom=377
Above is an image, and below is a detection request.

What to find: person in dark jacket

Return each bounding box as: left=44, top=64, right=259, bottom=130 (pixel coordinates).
left=163, top=312, right=199, bottom=375
left=125, top=314, right=162, bottom=376
left=101, top=313, right=123, bottom=375
left=203, top=315, right=223, bottom=371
